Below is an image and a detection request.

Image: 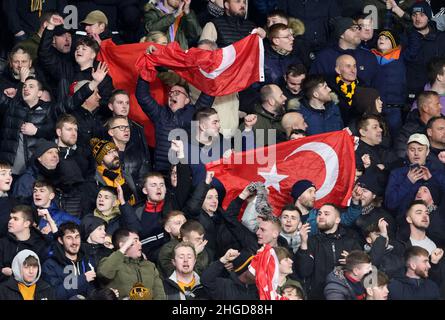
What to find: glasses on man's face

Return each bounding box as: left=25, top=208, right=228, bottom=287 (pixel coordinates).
left=169, top=90, right=188, bottom=97
left=349, top=25, right=362, bottom=32
left=274, top=34, right=294, bottom=40
left=111, top=125, right=130, bottom=131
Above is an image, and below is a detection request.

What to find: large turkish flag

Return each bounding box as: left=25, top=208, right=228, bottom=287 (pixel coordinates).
left=135, top=34, right=264, bottom=96
left=97, top=40, right=168, bottom=147
left=205, top=130, right=356, bottom=215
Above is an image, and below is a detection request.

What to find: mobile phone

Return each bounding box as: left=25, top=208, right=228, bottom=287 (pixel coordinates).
left=409, top=163, right=420, bottom=170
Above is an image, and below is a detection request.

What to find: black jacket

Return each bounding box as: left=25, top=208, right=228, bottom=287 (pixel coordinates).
left=0, top=93, right=55, bottom=167
left=388, top=275, right=441, bottom=300
left=294, top=226, right=362, bottom=300
left=211, top=15, right=256, bottom=48
left=163, top=273, right=209, bottom=300
left=0, top=277, right=55, bottom=300
left=0, top=230, right=50, bottom=282
left=201, top=260, right=258, bottom=300
left=355, top=140, right=400, bottom=173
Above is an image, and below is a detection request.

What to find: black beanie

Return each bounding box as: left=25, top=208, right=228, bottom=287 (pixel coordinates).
left=291, top=180, right=316, bottom=201
left=378, top=29, right=400, bottom=49
left=330, top=17, right=355, bottom=40
left=357, top=168, right=386, bottom=197
left=232, top=250, right=255, bottom=275
left=33, top=139, right=58, bottom=159
left=80, top=216, right=107, bottom=241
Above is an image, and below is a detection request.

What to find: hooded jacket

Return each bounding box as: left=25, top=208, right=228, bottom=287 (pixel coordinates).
left=0, top=249, right=55, bottom=300
left=37, top=201, right=81, bottom=230
left=298, top=98, right=344, bottom=135
left=41, top=242, right=95, bottom=300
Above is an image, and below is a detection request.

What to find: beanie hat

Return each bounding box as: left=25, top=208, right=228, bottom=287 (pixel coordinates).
left=291, top=180, right=316, bottom=200
left=410, top=1, right=433, bottom=20
left=80, top=215, right=107, bottom=241
left=90, top=138, right=117, bottom=164
left=330, top=17, right=355, bottom=40
left=418, top=181, right=442, bottom=206
left=352, top=86, right=381, bottom=116
left=232, top=250, right=255, bottom=275
left=378, top=29, right=400, bottom=49
left=33, top=139, right=58, bottom=159
left=53, top=25, right=71, bottom=37
left=357, top=168, right=387, bottom=197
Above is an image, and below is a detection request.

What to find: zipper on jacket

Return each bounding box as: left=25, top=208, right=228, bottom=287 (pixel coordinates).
left=331, top=242, right=336, bottom=264
left=136, top=268, right=143, bottom=283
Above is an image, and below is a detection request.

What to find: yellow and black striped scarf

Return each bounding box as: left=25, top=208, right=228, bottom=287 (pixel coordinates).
left=30, top=0, right=43, bottom=17
left=336, top=76, right=357, bottom=106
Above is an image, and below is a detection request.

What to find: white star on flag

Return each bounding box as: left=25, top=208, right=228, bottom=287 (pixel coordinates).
left=258, top=163, right=288, bottom=193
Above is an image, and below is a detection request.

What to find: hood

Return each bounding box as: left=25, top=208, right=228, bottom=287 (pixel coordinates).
left=12, top=249, right=41, bottom=286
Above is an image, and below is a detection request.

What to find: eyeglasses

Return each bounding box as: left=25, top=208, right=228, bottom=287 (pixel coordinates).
left=274, top=34, right=294, bottom=40
left=111, top=125, right=130, bottom=131
left=169, top=90, right=188, bottom=97
left=349, top=25, right=362, bottom=32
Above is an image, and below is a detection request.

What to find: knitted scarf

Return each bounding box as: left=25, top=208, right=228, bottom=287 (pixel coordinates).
left=336, top=76, right=357, bottom=106
left=96, top=165, right=136, bottom=205
left=361, top=205, right=375, bottom=216
left=30, top=0, right=43, bottom=17
left=207, top=1, right=224, bottom=18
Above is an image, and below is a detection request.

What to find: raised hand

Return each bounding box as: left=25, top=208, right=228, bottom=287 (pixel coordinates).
left=92, top=61, right=109, bottom=84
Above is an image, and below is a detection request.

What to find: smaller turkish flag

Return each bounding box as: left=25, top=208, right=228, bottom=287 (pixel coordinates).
left=135, top=34, right=265, bottom=96
left=205, top=130, right=356, bottom=215
left=248, top=244, right=288, bottom=300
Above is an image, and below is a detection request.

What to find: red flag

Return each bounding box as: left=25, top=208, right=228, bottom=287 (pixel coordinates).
left=135, top=34, right=265, bottom=96
left=205, top=130, right=356, bottom=215
left=248, top=245, right=288, bottom=300
left=97, top=40, right=168, bottom=147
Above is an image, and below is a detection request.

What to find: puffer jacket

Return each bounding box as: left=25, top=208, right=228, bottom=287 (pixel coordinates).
left=210, top=15, right=257, bottom=48
left=0, top=93, right=55, bottom=167
left=388, top=275, right=440, bottom=300
left=324, top=267, right=357, bottom=300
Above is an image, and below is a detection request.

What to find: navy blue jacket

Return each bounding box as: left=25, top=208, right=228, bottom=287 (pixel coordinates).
left=136, top=78, right=214, bottom=172
left=37, top=201, right=80, bottom=230
left=405, top=24, right=445, bottom=96
left=385, top=159, right=445, bottom=217
left=41, top=243, right=95, bottom=300
left=264, top=42, right=302, bottom=85
left=372, top=30, right=422, bottom=105
left=310, top=45, right=378, bottom=87
left=388, top=276, right=440, bottom=300
left=277, top=0, right=340, bottom=51
left=299, top=99, right=344, bottom=135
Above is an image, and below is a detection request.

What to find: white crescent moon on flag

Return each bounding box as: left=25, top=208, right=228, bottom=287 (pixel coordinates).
left=284, top=142, right=339, bottom=199
left=198, top=45, right=236, bottom=79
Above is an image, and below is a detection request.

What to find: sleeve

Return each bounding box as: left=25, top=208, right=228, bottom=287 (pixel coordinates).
left=324, top=281, right=347, bottom=300
left=173, top=162, right=193, bottom=209
left=402, top=29, right=422, bottom=62
left=369, top=236, right=388, bottom=268
left=182, top=11, right=202, bottom=43
left=384, top=170, right=418, bottom=213
left=340, top=203, right=362, bottom=226
left=194, top=91, right=215, bottom=110
left=294, top=238, right=315, bottom=278
left=182, top=181, right=210, bottom=219
left=200, top=260, right=226, bottom=299
left=97, top=250, right=125, bottom=281
left=135, top=77, right=163, bottom=123
left=144, top=8, right=176, bottom=33
left=37, top=29, right=64, bottom=80
left=34, top=105, right=56, bottom=140
left=119, top=203, right=142, bottom=233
